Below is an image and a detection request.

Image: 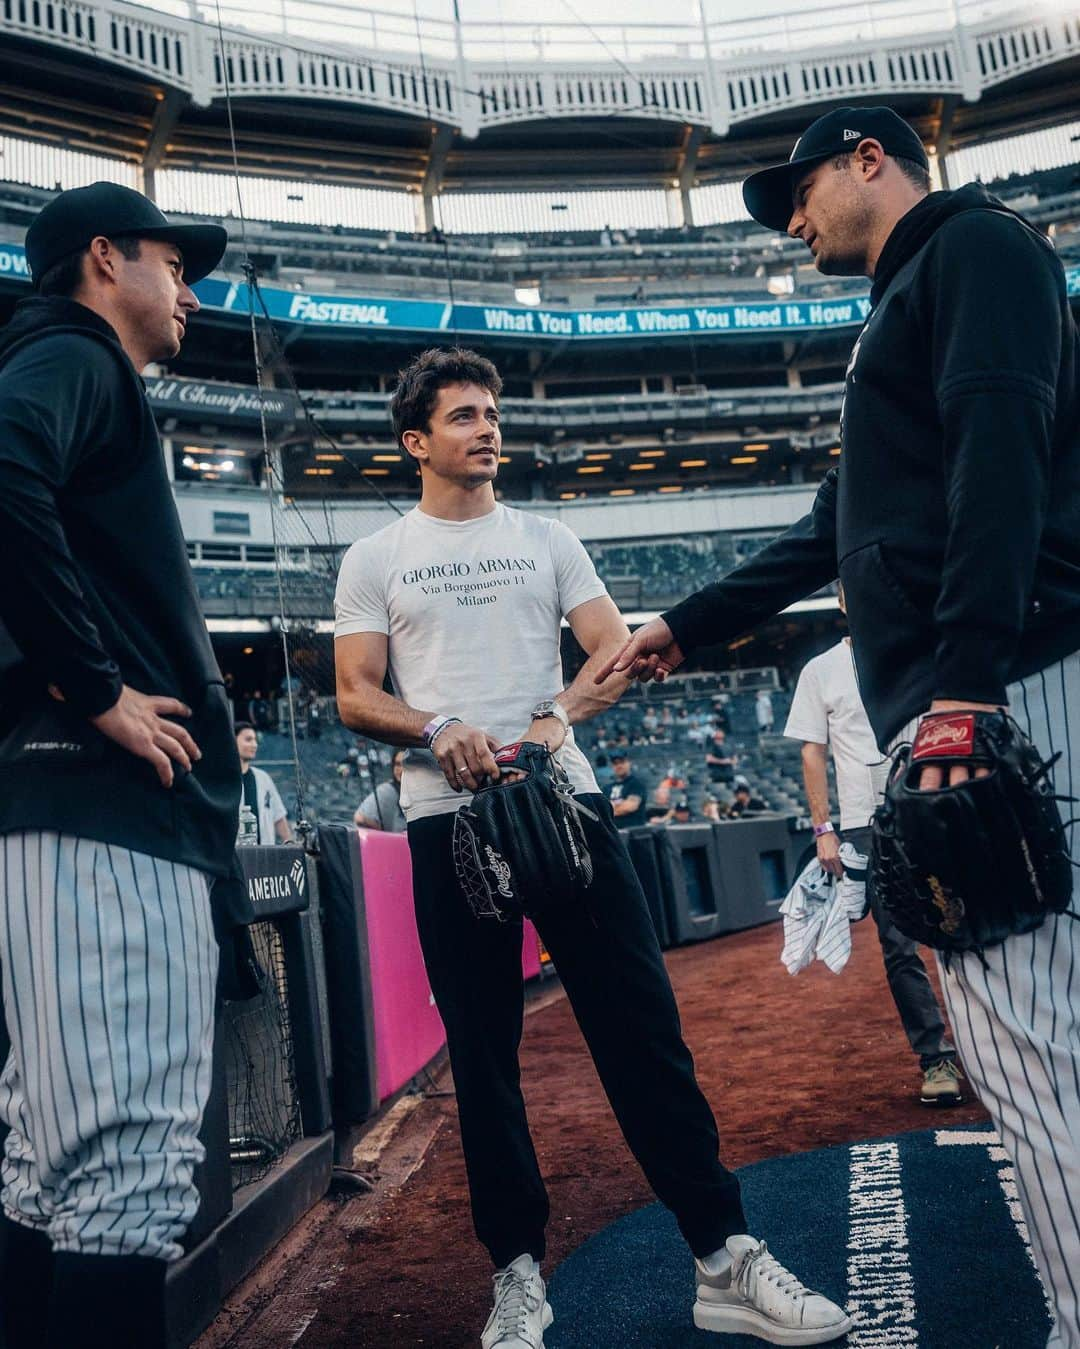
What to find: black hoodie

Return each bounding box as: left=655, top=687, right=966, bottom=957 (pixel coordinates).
left=663, top=185, right=1080, bottom=748
left=0, top=297, right=241, bottom=879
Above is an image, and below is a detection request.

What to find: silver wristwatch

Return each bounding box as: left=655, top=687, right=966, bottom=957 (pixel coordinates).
left=530, top=699, right=570, bottom=732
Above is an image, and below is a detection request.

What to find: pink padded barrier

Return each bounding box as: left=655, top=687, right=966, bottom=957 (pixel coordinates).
left=358, top=830, right=544, bottom=1102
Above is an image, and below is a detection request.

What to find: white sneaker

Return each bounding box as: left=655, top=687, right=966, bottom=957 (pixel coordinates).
left=693, top=1235, right=852, bottom=1344
left=480, top=1254, right=554, bottom=1349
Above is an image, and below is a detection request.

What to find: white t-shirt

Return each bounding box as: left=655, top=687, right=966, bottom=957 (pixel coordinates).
left=334, top=503, right=607, bottom=821
left=783, top=639, right=890, bottom=830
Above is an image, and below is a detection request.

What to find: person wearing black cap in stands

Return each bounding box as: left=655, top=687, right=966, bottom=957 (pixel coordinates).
left=0, top=184, right=236, bottom=1348
left=600, top=105, right=1080, bottom=1349
left=604, top=749, right=647, bottom=829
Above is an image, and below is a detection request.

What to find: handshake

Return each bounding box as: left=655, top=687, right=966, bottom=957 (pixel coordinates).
left=593, top=617, right=684, bottom=686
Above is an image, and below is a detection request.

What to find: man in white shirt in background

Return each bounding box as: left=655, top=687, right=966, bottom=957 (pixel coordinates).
left=234, top=722, right=292, bottom=845
left=784, top=589, right=962, bottom=1106
left=333, top=347, right=850, bottom=1349
left=354, top=747, right=407, bottom=832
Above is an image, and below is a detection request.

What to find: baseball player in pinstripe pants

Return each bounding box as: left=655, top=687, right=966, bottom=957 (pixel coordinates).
left=603, top=106, right=1080, bottom=1346
left=0, top=187, right=238, bottom=1347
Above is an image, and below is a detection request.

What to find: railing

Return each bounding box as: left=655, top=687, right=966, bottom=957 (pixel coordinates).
left=185, top=0, right=1057, bottom=64
left=3, top=0, right=1078, bottom=135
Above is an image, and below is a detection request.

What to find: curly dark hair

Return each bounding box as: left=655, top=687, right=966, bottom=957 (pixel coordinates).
left=389, top=346, right=502, bottom=446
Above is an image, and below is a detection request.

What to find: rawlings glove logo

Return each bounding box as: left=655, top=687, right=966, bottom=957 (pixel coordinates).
left=927, top=875, right=965, bottom=934
left=484, top=845, right=514, bottom=900
left=912, top=714, right=975, bottom=760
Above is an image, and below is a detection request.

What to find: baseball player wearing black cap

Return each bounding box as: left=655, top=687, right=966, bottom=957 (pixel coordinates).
left=0, top=184, right=235, bottom=1348
left=601, top=106, right=1080, bottom=1348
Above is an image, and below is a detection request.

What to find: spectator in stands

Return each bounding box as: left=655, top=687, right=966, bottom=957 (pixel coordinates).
left=650, top=796, right=694, bottom=826
left=655, top=765, right=687, bottom=804
left=642, top=707, right=660, bottom=737
left=593, top=751, right=615, bottom=791
left=249, top=688, right=275, bottom=731
left=236, top=723, right=293, bottom=844
left=711, top=696, right=731, bottom=734
left=755, top=688, right=775, bottom=736
left=306, top=691, right=322, bottom=740
left=606, top=750, right=647, bottom=828
left=729, top=782, right=769, bottom=816
left=701, top=796, right=726, bottom=822
left=354, top=748, right=406, bottom=832
left=705, top=728, right=738, bottom=785
left=337, top=745, right=362, bottom=778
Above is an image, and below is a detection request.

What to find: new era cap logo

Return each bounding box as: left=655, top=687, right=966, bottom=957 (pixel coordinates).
left=843, top=128, right=861, bottom=142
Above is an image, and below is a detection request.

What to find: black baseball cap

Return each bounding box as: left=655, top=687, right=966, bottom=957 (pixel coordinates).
left=610, top=750, right=630, bottom=762
left=25, top=182, right=228, bottom=288
left=742, top=106, right=928, bottom=233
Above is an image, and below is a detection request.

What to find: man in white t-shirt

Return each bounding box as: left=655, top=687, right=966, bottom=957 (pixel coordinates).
left=354, top=747, right=407, bottom=832
left=784, top=595, right=961, bottom=1106
left=334, top=348, right=850, bottom=1349
left=235, top=722, right=292, bottom=845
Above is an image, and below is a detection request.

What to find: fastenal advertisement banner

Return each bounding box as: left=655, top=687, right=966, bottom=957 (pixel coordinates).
left=1, top=241, right=1077, bottom=341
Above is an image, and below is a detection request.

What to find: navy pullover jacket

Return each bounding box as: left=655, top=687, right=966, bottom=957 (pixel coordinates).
left=663, top=185, right=1080, bottom=747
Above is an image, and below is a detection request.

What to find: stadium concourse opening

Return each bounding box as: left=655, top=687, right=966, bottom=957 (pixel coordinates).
left=1, top=0, right=1080, bottom=1341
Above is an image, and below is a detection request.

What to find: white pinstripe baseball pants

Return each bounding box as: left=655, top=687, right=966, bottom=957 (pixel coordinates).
left=899, top=655, right=1080, bottom=1349
left=0, top=832, right=218, bottom=1262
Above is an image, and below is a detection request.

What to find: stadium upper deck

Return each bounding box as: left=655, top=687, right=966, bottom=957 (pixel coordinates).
left=0, top=168, right=1077, bottom=501
left=0, top=0, right=1078, bottom=506
left=1, top=0, right=1079, bottom=212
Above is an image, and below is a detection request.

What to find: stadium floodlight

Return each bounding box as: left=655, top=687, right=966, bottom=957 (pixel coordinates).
left=219, top=460, right=235, bottom=472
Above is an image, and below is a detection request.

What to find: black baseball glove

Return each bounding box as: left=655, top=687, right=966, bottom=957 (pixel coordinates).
left=452, top=740, right=597, bottom=921
left=870, top=710, right=1074, bottom=960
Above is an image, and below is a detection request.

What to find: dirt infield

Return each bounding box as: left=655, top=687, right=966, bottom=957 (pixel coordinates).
left=203, top=918, right=988, bottom=1348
